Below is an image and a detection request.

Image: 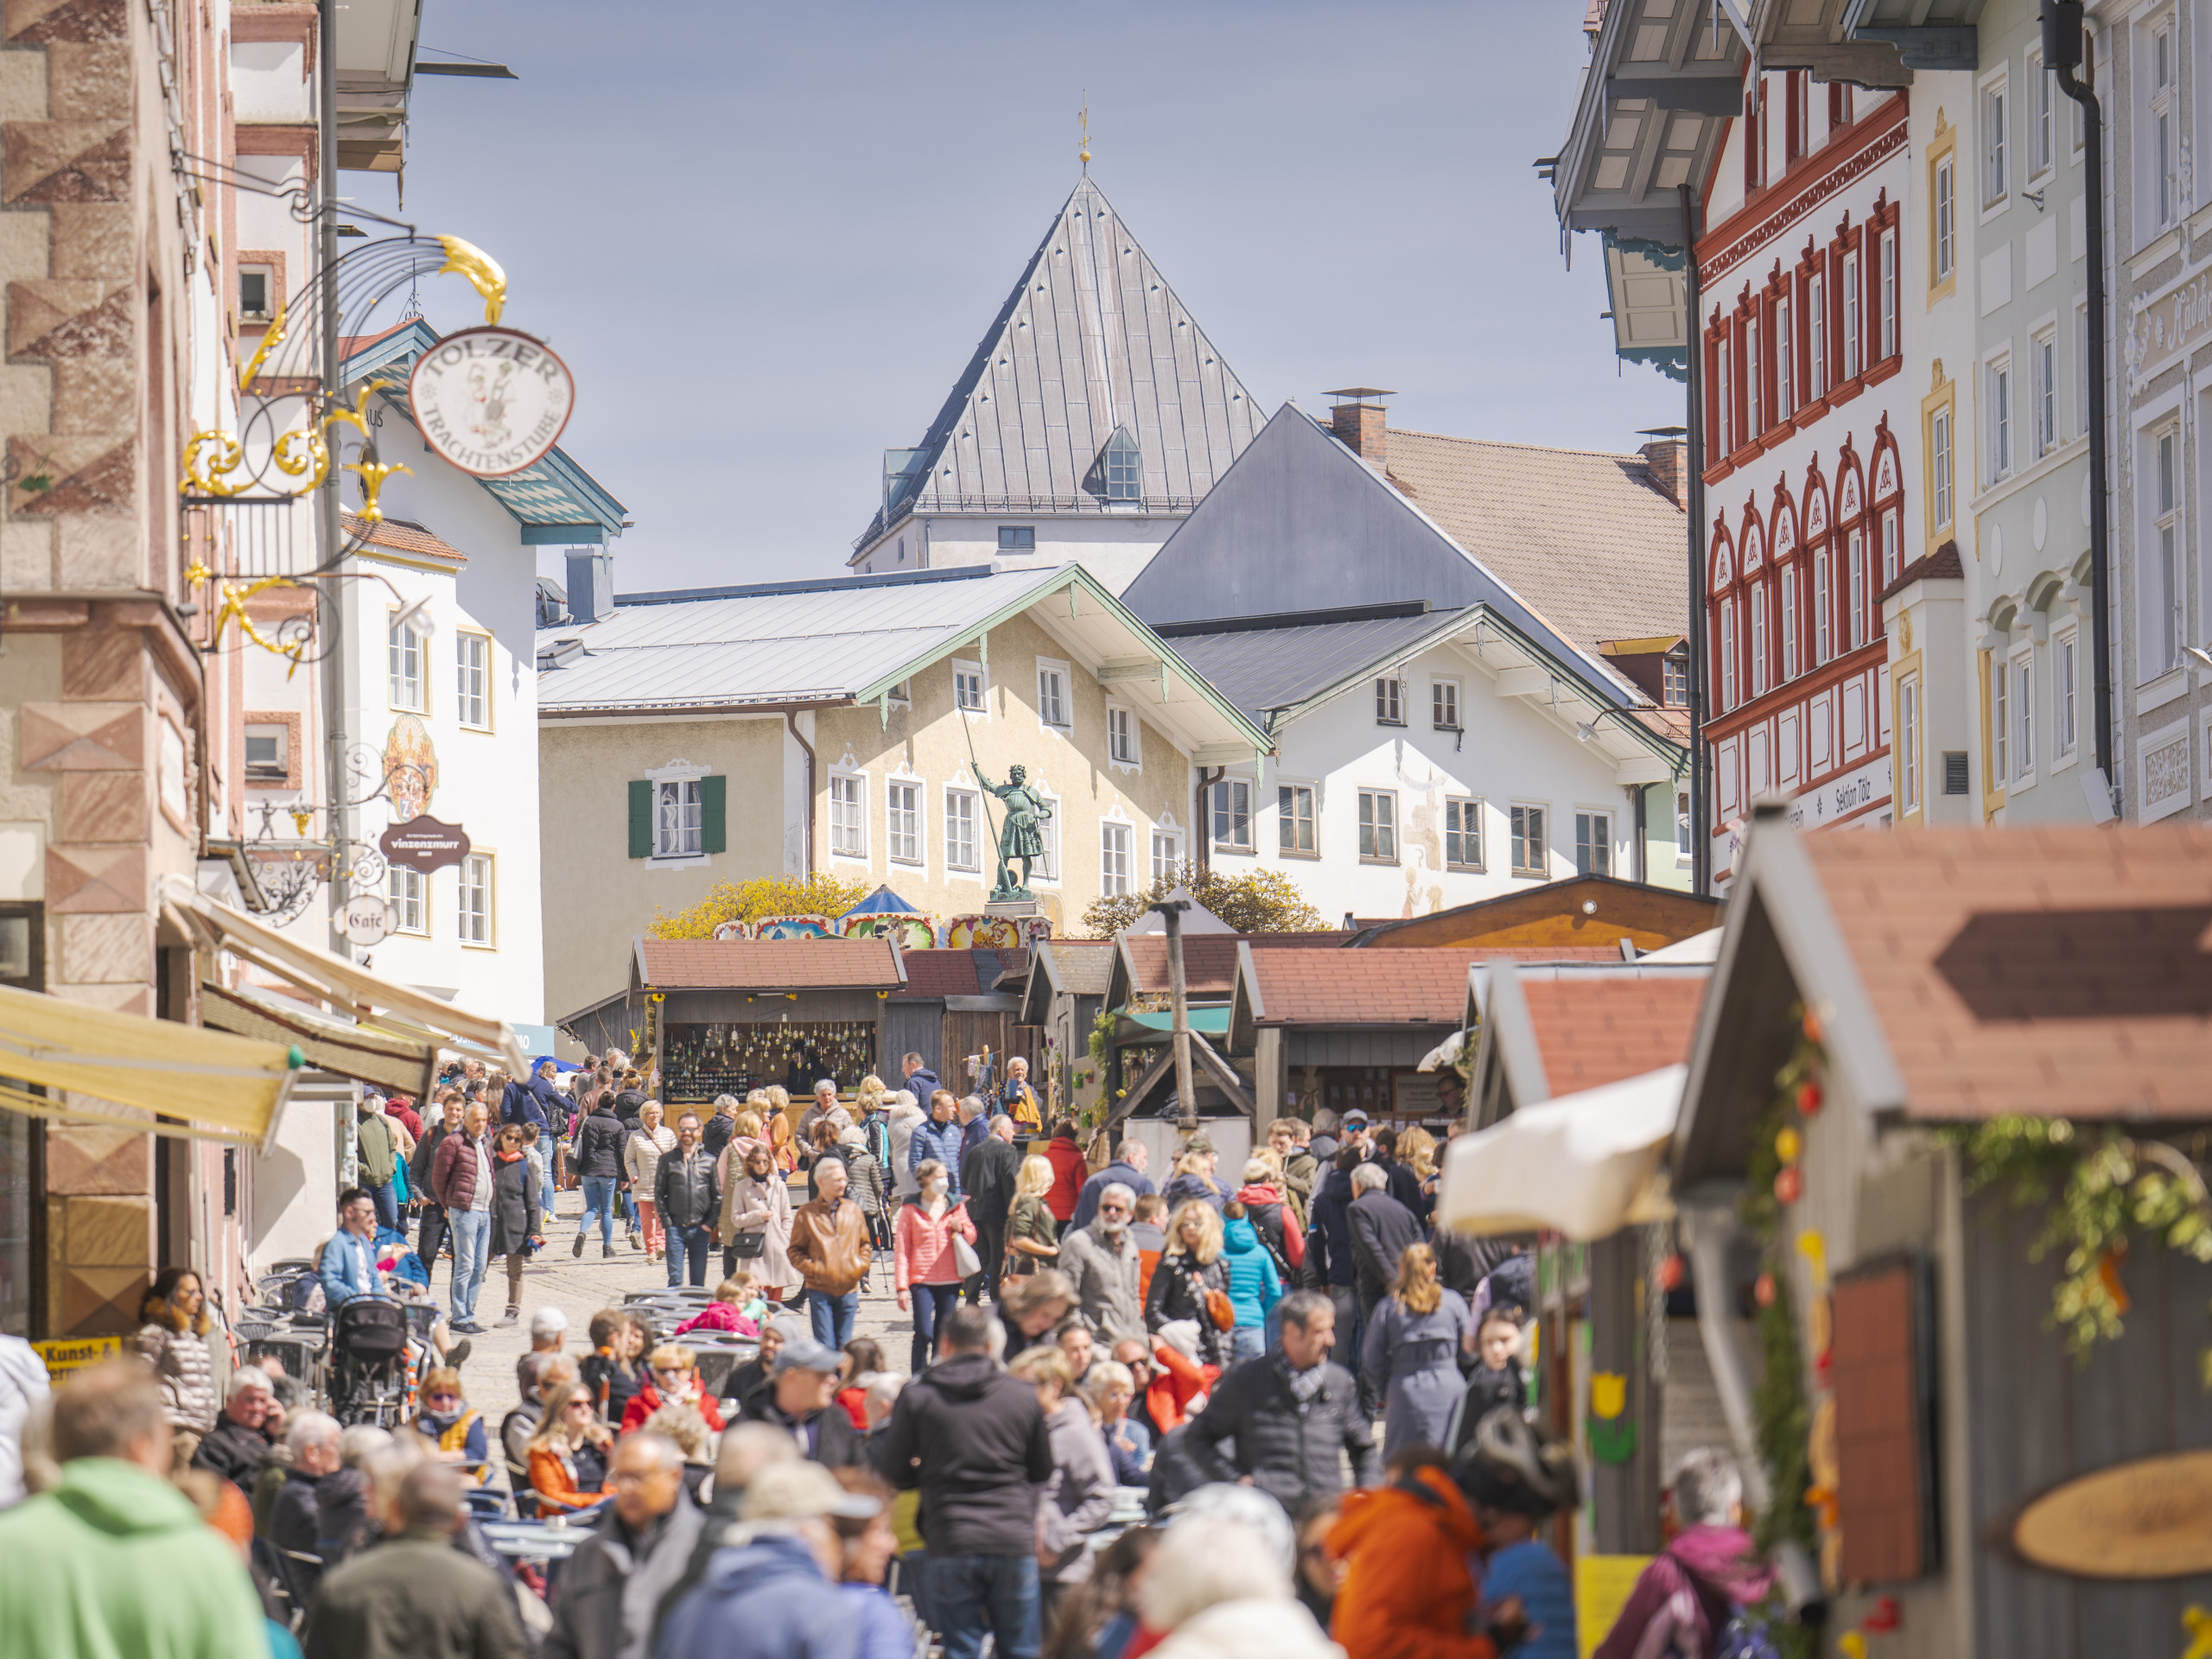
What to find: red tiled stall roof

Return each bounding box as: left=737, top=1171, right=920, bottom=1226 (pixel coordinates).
left=1120, top=933, right=1243, bottom=996
left=1806, top=825, right=2212, bottom=1121
left=889, top=949, right=1028, bottom=1001
left=1522, top=976, right=1707, bottom=1097
left=636, top=938, right=905, bottom=992
left=1248, top=949, right=1484, bottom=1027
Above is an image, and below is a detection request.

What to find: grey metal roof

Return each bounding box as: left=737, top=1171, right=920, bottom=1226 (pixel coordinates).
left=852, top=176, right=1262, bottom=556
left=1161, top=611, right=1467, bottom=721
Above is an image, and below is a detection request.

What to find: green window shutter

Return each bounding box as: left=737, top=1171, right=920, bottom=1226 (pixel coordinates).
left=700, top=773, right=727, bottom=855
left=627, top=779, right=652, bottom=859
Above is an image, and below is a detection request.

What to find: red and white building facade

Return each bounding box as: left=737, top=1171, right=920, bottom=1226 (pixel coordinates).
left=1700, top=76, right=1915, bottom=886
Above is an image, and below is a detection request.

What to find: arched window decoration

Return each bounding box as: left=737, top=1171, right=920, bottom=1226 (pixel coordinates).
left=1869, top=416, right=1906, bottom=599
left=1086, top=425, right=1144, bottom=503
left=1834, top=443, right=1868, bottom=652
left=1709, top=518, right=1736, bottom=593
left=1739, top=502, right=1766, bottom=575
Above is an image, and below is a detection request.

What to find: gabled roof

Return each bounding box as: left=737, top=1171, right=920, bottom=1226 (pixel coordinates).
left=1468, top=958, right=1710, bottom=1128
left=340, top=319, right=628, bottom=544
left=1157, top=605, right=1459, bottom=721
left=1018, top=940, right=1117, bottom=1026
left=342, top=513, right=466, bottom=565
left=1110, top=933, right=1243, bottom=1003
left=632, top=938, right=905, bottom=993
left=1348, top=873, right=1719, bottom=952
left=852, top=176, right=1262, bottom=557
left=1229, top=944, right=1482, bottom=1049
left=1675, top=821, right=2212, bottom=1187
left=535, top=561, right=1271, bottom=763
left=889, top=949, right=1029, bottom=1002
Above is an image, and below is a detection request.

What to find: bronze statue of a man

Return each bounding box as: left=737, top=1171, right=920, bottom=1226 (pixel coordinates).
left=976, top=764, right=1053, bottom=897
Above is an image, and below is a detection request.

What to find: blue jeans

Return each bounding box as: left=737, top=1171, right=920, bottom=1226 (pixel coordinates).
left=578, top=1176, right=618, bottom=1246
left=1231, top=1323, right=1266, bottom=1362
left=809, top=1287, right=859, bottom=1350
left=908, top=1281, right=962, bottom=1372
left=667, top=1224, right=710, bottom=1287
left=926, top=1554, right=1039, bottom=1659
left=367, top=1179, right=399, bottom=1234
left=539, top=1165, right=556, bottom=1220
left=448, top=1209, right=490, bottom=1322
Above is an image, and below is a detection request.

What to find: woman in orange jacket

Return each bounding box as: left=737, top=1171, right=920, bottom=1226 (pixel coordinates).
left=1326, top=1459, right=1524, bottom=1659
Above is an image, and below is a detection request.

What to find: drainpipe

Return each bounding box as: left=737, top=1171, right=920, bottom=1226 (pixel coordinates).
left=785, top=711, right=816, bottom=880
left=1681, top=184, right=1711, bottom=891
left=2050, top=4, right=2114, bottom=807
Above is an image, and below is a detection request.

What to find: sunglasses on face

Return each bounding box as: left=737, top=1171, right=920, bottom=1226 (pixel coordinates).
left=564, top=1400, right=594, bottom=1413
left=425, top=1391, right=460, bottom=1407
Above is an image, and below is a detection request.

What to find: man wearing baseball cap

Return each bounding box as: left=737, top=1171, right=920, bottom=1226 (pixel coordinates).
left=753, top=1323, right=867, bottom=1467
left=657, top=1461, right=880, bottom=1659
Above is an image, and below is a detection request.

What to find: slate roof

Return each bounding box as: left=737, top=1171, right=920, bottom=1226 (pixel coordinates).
left=1522, top=976, right=1707, bottom=1096
left=633, top=938, right=904, bottom=991
left=1376, top=428, right=1688, bottom=658
left=1043, top=941, right=1116, bottom=995
left=1157, top=607, right=1463, bottom=721
left=852, top=176, right=1262, bottom=556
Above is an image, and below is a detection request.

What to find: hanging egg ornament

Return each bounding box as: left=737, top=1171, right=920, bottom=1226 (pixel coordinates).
left=1656, top=1253, right=1687, bottom=1294
left=1754, top=1271, right=1777, bottom=1308
left=1802, top=1007, right=1824, bottom=1046
left=1796, top=1078, right=1823, bottom=1116
left=1774, top=1165, right=1804, bottom=1205
left=1775, top=1126, right=1802, bottom=1165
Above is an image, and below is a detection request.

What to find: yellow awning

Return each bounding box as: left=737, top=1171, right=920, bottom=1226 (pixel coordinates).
left=201, top=982, right=437, bottom=1099
left=0, top=982, right=303, bottom=1149
left=162, top=875, right=528, bottom=1075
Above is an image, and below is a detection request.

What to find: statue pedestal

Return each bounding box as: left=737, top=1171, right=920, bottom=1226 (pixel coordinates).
left=984, top=895, right=1039, bottom=919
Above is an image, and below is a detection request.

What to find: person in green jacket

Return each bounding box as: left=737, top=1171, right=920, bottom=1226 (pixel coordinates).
left=304, top=1459, right=527, bottom=1659
left=0, top=1357, right=271, bottom=1659
left=358, top=1095, right=403, bottom=1233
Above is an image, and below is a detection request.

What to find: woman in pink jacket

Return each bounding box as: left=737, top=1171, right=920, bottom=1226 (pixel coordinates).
left=894, top=1158, right=976, bottom=1372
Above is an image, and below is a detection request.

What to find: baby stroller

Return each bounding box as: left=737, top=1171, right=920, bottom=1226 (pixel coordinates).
left=327, top=1299, right=416, bottom=1427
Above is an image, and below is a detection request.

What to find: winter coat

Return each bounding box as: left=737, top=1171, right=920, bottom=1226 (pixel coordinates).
left=621, top=1381, right=725, bottom=1435
left=613, top=1089, right=648, bottom=1130
left=1162, top=1169, right=1229, bottom=1215
left=893, top=1196, right=976, bottom=1289
left=625, top=1124, right=676, bottom=1195
left=431, top=1128, right=492, bottom=1212
left=887, top=1099, right=927, bottom=1198
left=654, top=1147, right=720, bottom=1232
left=303, top=1527, right=530, bottom=1659
left=543, top=1495, right=705, bottom=1659
left=268, top=1467, right=326, bottom=1595
left=720, top=1171, right=795, bottom=1287
left=1347, top=1189, right=1425, bottom=1300
left=1281, top=1147, right=1319, bottom=1226
left=1220, top=1217, right=1283, bottom=1329
left=501, top=1079, right=549, bottom=1135
left=581, top=1351, right=644, bottom=1427
left=1446, top=1360, right=1527, bottom=1458
left=907, top=1116, right=967, bottom=1196
left=874, top=1350, right=1052, bottom=1556
left=489, top=1149, right=540, bottom=1258
left=1361, top=1290, right=1471, bottom=1464
left=700, top=1110, right=737, bottom=1162
left=1310, top=1166, right=1357, bottom=1288
left=1327, top=1465, right=1497, bottom=1659
left=655, top=1531, right=856, bottom=1659
left=1071, top=1159, right=1158, bottom=1229
left=1186, top=1352, right=1377, bottom=1516
left=842, top=1144, right=886, bottom=1219
left=193, top=1416, right=271, bottom=1495
left=0, top=1455, right=270, bottom=1659
left=356, top=1109, right=398, bottom=1185
left=1144, top=1248, right=1231, bottom=1368
left=1589, top=1525, right=1777, bottom=1659
left=0, top=1335, right=49, bottom=1507
left=787, top=1195, right=869, bottom=1295
left=1059, top=1219, right=1147, bottom=1344
left=575, top=1107, right=627, bottom=1180
left=960, top=1135, right=1021, bottom=1225
left=757, top=1398, right=867, bottom=1467
left=1233, top=1182, right=1306, bottom=1274
left=903, top=1065, right=941, bottom=1103
left=315, top=1465, right=377, bottom=1570
left=410, top=1123, right=454, bottom=1209
left=1044, top=1135, right=1088, bottom=1221
left=1148, top=1597, right=1346, bottom=1659
left=1038, top=1397, right=1116, bottom=1584
left=135, top=1303, right=218, bottom=1433
left=1004, top=1192, right=1059, bottom=1276
left=1483, top=1541, right=1578, bottom=1659
left=671, top=1300, right=759, bottom=1339
left=531, top=1444, right=611, bottom=1515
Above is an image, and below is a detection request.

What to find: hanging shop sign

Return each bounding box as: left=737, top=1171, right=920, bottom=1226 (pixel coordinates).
left=380, top=815, right=473, bottom=874
left=342, top=893, right=393, bottom=947
left=2011, top=1450, right=2212, bottom=1579
left=407, top=327, right=575, bottom=478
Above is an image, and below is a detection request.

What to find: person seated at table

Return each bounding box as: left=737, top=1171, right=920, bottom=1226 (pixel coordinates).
left=409, top=1367, right=488, bottom=1485
left=674, top=1274, right=763, bottom=1338
left=621, top=1344, right=728, bottom=1434
left=580, top=1307, right=649, bottom=1427
left=525, top=1380, right=614, bottom=1516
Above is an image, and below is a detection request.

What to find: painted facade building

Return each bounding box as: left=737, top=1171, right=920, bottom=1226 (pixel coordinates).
left=848, top=175, right=1262, bottom=595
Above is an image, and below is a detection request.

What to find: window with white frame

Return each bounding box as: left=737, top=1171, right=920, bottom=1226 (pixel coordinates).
left=1898, top=672, right=1921, bottom=814
left=1808, top=272, right=1827, bottom=398
left=1746, top=315, right=1764, bottom=435
left=1931, top=404, right=1954, bottom=527
left=1714, top=334, right=1732, bottom=454
left=655, top=779, right=702, bottom=858
left=945, top=788, right=979, bottom=872
left=1814, top=546, right=1833, bottom=665
left=830, top=773, right=867, bottom=858
left=1510, top=804, right=1548, bottom=878
left=887, top=779, right=921, bottom=864
left=1357, top=790, right=1397, bottom=861
left=1982, top=75, right=2008, bottom=207
left=2032, top=331, right=2056, bottom=459
left=2056, top=627, right=2079, bottom=756
left=1778, top=292, right=1796, bottom=420
left=2152, top=426, right=2183, bottom=674
left=1935, top=156, right=1955, bottom=281
left=1992, top=657, right=2010, bottom=783
left=1847, top=529, right=1868, bottom=651
left=1034, top=790, right=1059, bottom=880
left=2152, top=15, right=2177, bottom=230
left=1278, top=785, right=1316, bottom=855
left=1100, top=822, right=1132, bottom=896
left=886, top=679, right=912, bottom=707
left=1751, top=581, right=1769, bottom=697
left=1150, top=827, right=1182, bottom=880
left=245, top=722, right=289, bottom=783
left=2012, top=650, right=2036, bottom=782
left=1432, top=678, right=1460, bottom=731
left=1842, top=250, right=1860, bottom=379
left=2028, top=48, right=2053, bottom=176
left=1881, top=511, right=1900, bottom=588
left=388, top=865, right=425, bottom=934
left=1879, top=230, right=1897, bottom=359
left=1446, top=798, right=1483, bottom=870
left=1719, top=597, right=1738, bottom=712
left=388, top=614, right=424, bottom=711
left=953, top=660, right=988, bottom=714
left=1664, top=647, right=1689, bottom=705
left=1036, top=660, right=1069, bottom=728
left=1780, top=563, right=1800, bottom=681
left=1574, top=810, right=1613, bottom=877
left=455, top=632, right=489, bottom=728
left=1374, top=677, right=1404, bottom=726
left=1988, top=356, right=2012, bottom=480
left=1106, top=704, right=1140, bottom=769
left=1211, top=779, right=1253, bottom=852
left=459, top=853, right=493, bottom=946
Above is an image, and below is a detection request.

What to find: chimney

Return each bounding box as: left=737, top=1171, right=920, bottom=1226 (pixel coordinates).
left=1326, top=387, right=1395, bottom=470
left=564, top=546, right=614, bottom=625
left=1637, top=427, right=1688, bottom=509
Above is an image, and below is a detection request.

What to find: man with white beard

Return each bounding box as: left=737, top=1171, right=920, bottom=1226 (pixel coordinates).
left=1057, top=1181, right=1145, bottom=1344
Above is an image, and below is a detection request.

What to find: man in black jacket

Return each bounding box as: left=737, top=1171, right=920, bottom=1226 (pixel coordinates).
left=1348, top=1161, right=1424, bottom=1309
left=753, top=1332, right=867, bottom=1466
left=572, top=1096, right=628, bottom=1259
left=653, top=1111, right=720, bottom=1288
left=1185, top=1290, right=1376, bottom=1516
left=411, top=1091, right=464, bottom=1276
left=958, top=1115, right=1022, bottom=1306
left=727, top=1321, right=785, bottom=1424
left=876, top=1303, right=1052, bottom=1659
left=1368, top=1126, right=1428, bottom=1217
left=192, top=1370, right=276, bottom=1495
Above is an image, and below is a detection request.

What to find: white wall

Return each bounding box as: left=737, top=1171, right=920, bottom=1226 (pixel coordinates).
left=856, top=512, right=1180, bottom=594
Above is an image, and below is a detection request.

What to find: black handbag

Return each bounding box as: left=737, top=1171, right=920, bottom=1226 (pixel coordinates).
left=729, top=1230, right=766, bottom=1259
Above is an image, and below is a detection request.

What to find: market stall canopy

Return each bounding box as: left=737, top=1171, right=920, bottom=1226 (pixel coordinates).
left=0, top=982, right=304, bottom=1149
left=162, top=875, right=527, bottom=1076
left=842, top=885, right=925, bottom=918
left=1438, top=1064, right=1683, bottom=1240
left=201, top=982, right=436, bottom=1100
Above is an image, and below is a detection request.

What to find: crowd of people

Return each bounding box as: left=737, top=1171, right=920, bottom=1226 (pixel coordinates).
left=0, top=1049, right=1799, bottom=1659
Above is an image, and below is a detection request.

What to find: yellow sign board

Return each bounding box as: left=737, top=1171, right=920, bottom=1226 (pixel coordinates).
left=2013, top=1449, right=2212, bottom=1580
left=33, top=1336, right=122, bottom=1378
left=1575, top=1554, right=1652, bottom=1659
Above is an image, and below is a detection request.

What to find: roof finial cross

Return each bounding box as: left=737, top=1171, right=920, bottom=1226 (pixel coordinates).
left=1078, top=96, right=1091, bottom=173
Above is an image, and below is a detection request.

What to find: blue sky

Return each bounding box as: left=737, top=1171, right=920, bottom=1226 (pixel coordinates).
left=352, top=1, right=1683, bottom=590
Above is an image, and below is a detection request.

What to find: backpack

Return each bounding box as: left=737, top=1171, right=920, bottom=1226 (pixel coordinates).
left=1713, top=1614, right=1783, bottom=1659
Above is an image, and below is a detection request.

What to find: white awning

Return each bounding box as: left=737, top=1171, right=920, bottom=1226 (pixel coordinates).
left=1437, top=1064, right=1683, bottom=1240
left=161, top=876, right=527, bottom=1075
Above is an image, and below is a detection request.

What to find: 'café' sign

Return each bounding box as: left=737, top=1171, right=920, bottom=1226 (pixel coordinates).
left=2012, top=1449, right=2212, bottom=1579
left=380, top=815, right=472, bottom=874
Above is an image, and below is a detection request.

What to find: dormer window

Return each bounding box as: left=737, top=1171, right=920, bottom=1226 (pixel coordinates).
left=1663, top=646, right=1689, bottom=706
left=1086, top=425, right=1143, bottom=503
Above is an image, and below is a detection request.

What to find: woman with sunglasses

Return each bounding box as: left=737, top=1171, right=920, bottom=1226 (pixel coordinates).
left=487, top=1122, right=541, bottom=1327
left=620, top=1344, right=727, bottom=1434
left=524, top=1381, right=613, bottom=1516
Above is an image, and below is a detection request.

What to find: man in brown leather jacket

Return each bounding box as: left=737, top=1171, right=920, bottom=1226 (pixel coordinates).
left=785, top=1158, right=868, bottom=1349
